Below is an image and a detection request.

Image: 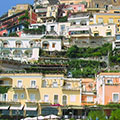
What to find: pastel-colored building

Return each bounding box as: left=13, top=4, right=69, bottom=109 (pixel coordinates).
left=62, top=4, right=85, bottom=16
left=0, top=10, right=37, bottom=36
left=60, top=0, right=90, bottom=7
left=0, top=73, right=96, bottom=118
left=93, top=13, right=120, bottom=33
left=97, top=73, right=120, bottom=105
left=69, top=24, right=116, bottom=38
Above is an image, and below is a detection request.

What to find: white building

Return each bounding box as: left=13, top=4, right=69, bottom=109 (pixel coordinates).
left=112, top=34, right=120, bottom=50
left=0, top=37, right=62, bottom=62
left=29, top=22, right=70, bottom=37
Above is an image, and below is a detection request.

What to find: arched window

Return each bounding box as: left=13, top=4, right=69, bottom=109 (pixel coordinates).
left=1, top=49, right=11, bottom=57
left=24, top=50, right=32, bottom=58
left=29, top=40, right=35, bottom=48
left=15, top=40, right=22, bottom=48
left=42, top=80, right=47, bottom=88
left=13, top=50, right=23, bottom=58
left=42, top=41, right=49, bottom=49
left=3, top=40, right=9, bottom=48
left=62, top=95, right=67, bottom=105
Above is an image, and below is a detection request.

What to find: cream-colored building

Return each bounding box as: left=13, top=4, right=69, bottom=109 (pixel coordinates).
left=0, top=73, right=96, bottom=118
left=46, top=5, right=58, bottom=18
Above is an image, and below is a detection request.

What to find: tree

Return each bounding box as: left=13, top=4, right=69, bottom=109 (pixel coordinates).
left=66, top=45, right=79, bottom=58
left=87, top=110, right=106, bottom=120
left=110, top=109, right=120, bottom=120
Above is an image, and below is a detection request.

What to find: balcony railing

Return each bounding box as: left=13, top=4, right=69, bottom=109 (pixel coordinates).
left=13, top=86, right=25, bottom=89
left=82, top=91, right=95, bottom=95
left=62, top=86, right=80, bottom=91
left=26, top=100, right=38, bottom=104
left=27, top=86, right=39, bottom=89
left=0, top=84, right=12, bottom=87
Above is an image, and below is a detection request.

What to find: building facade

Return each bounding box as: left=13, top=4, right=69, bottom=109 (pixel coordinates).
left=96, top=73, right=120, bottom=105
left=0, top=37, right=62, bottom=62
left=0, top=73, right=96, bottom=118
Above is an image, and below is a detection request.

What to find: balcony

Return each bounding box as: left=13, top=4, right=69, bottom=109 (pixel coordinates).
left=0, top=83, right=12, bottom=87
left=62, top=86, right=80, bottom=91
left=25, top=100, right=38, bottom=104
left=69, top=25, right=90, bottom=36
left=39, top=100, right=51, bottom=104
left=82, top=91, right=95, bottom=95
left=27, top=86, right=39, bottom=90
left=13, top=86, right=25, bottom=90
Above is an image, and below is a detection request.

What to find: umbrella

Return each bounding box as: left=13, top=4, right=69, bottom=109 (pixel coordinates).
left=38, top=116, right=45, bottom=120
left=23, top=117, right=33, bottom=120
left=44, top=114, right=60, bottom=119
left=31, top=116, right=44, bottom=120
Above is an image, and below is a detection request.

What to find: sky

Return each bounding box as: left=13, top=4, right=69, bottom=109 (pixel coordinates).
left=0, top=0, right=34, bottom=16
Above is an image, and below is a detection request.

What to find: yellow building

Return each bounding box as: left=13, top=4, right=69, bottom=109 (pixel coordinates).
left=93, top=13, right=120, bottom=33
left=0, top=73, right=96, bottom=118
left=8, top=4, right=32, bottom=17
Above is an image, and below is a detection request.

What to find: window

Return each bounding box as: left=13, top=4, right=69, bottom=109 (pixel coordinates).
left=106, top=31, right=111, bottom=36
left=61, top=25, right=65, bottom=31
left=94, top=32, right=99, bottom=37
left=65, top=83, right=71, bottom=89
left=50, top=12, right=52, bottom=17
left=62, top=95, right=67, bottom=105
left=17, top=80, right=22, bottom=88
left=116, top=35, right=120, bottom=40
left=44, top=95, right=49, bottom=102
left=31, top=80, right=36, bottom=88
left=98, top=18, right=103, bottom=24
left=30, top=94, right=35, bottom=101
left=95, top=3, right=99, bottom=8
left=113, top=93, right=119, bottom=102
left=113, top=0, right=117, bottom=3
left=109, top=18, right=113, bottom=23
left=78, top=6, right=82, bottom=11
left=52, top=43, right=56, bottom=48
left=13, top=94, right=18, bottom=101
left=87, top=96, right=93, bottom=102
left=2, top=94, right=7, bottom=101
left=82, top=85, right=86, bottom=91
left=54, top=95, right=58, bottom=104
left=70, top=95, right=76, bottom=102
left=107, top=79, right=113, bottom=84
left=50, top=26, right=55, bottom=31
left=20, top=93, right=24, bottom=99
left=118, top=19, right=120, bottom=22
left=42, top=80, right=47, bottom=87
left=53, top=82, right=58, bottom=88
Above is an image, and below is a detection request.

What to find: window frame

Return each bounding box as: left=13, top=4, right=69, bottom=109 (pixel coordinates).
left=112, top=93, right=119, bottom=102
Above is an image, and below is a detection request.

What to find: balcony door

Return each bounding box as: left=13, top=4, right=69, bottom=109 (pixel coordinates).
left=17, top=80, right=22, bottom=88
left=44, top=95, right=49, bottom=102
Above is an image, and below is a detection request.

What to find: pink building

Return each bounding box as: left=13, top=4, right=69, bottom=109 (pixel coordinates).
left=97, top=73, right=120, bottom=105
left=62, top=4, right=85, bottom=16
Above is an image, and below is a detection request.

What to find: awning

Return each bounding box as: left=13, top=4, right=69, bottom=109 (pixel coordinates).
left=10, top=105, right=24, bottom=110
left=24, top=106, right=37, bottom=111
left=0, top=105, right=9, bottom=110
